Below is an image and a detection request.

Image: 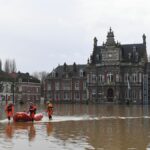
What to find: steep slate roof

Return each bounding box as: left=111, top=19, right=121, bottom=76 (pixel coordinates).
left=146, top=62, right=150, bottom=73
left=14, top=72, right=40, bottom=83
left=48, top=64, right=87, bottom=78
left=91, top=29, right=147, bottom=64
left=91, top=42, right=146, bottom=64
left=121, top=43, right=146, bottom=62
left=0, top=71, right=14, bottom=82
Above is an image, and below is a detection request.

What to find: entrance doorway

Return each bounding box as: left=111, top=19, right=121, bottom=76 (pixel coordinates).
left=107, top=88, right=114, bottom=102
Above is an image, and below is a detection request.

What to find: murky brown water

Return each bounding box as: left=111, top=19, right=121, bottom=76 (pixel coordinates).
left=0, top=104, right=150, bottom=150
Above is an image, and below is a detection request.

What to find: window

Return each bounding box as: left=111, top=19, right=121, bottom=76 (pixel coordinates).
left=82, top=92, right=87, bottom=100
left=36, top=87, right=39, bottom=93
left=55, top=82, right=60, bottom=90
left=47, top=83, right=51, bottom=91
left=139, top=73, right=142, bottom=83
left=55, top=92, right=60, bottom=100
left=132, top=90, right=136, bottom=99
left=74, top=92, right=80, bottom=100
left=96, top=54, right=100, bottom=61
left=92, top=89, right=96, bottom=97
left=83, top=81, right=87, bottom=90
left=64, top=92, right=70, bottom=100
left=132, top=73, right=137, bottom=83
left=107, top=72, right=113, bottom=83
left=19, top=86, right=22, bottom=92
left=92, top=74, right=97, bottom=83
left=116, top=74, right=119, bottom=82
left=52, top=71, right=56, bottom=78
left=80, top=69, right=83, bottom=77
left=87, top=74, right=90, bottom=83
left=75, top=81, right=79, bottom=90
left=63, top=80, right=70, bottom=90
left=19, top=78, right=22, bottom=83
left=124, top=73, right=129, bottom=82
left=128, top=53, right=131, bottom=59
left=98, top=75, right=103, bottom=83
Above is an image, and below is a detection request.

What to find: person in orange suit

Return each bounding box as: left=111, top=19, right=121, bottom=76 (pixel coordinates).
left=5, top=102, right=14, bottom=121
left=47, top=101, right=53, bottom=120
left=29, top=102, right=37, bottom=122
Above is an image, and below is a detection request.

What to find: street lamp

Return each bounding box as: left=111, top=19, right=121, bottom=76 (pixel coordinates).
left=12, top=82, right=15, bottom=104
left=6, top=83, right=8, bottom=105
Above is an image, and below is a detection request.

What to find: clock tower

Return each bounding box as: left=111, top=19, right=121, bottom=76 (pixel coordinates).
left=101, top=27, right=121, bottom=63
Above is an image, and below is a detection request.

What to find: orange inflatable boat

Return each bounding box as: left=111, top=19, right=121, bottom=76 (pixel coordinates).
left=13, top=112, right=43, bottom=122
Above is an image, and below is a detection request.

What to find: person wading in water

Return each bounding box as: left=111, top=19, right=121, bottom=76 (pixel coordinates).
left=29, top=102, right=37, bottom=122
left=5, top=102, right=14, bottom=121
left=46, top=101, right=53, bottom=120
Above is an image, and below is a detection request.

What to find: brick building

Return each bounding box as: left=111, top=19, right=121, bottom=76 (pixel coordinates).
left=0, top=71, right=41, bottom=104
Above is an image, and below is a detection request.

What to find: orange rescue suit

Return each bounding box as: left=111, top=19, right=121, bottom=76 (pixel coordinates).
left=29, top=105, right=37, bottom=120
left=5, top=104, right=14, bottom=120
left=47, top=103, right=53, bottom=119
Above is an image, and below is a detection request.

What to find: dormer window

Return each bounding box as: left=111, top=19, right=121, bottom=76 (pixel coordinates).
left=80, top=69, right=83, bottom=77
left=133, top=46, right=136, bottom=52
left=135, top=52, right=139, bottom=62
left=128, top=53, right=131, bottom=59
left=96, top=54, right=100, bottom=61
left=52, top=71, right=56, bottom=78
left=65, top=73, right=68, bottom=78
left=19, top=78, right=22, bottom=83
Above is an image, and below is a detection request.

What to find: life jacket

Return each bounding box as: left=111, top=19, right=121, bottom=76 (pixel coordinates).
left=47, top=104, right=53, bottom=111
left=29, top=105, right=36, bottom=114
left=7, top=105, right=12, bottom=112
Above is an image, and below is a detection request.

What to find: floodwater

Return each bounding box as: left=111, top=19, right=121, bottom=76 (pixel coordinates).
left=0, top=104, right=150, bottom=150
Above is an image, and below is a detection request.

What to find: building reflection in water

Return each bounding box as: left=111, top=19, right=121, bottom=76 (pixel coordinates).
left=5, top=122, right=36, bottom=142
left=3, top=105, right=150, bottom=150
left=5, top=122, right=54, bottom=141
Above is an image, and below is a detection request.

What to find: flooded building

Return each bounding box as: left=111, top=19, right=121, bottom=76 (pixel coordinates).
left=45, top=28, right=148, bottom=104
left=0, top=71, right=41, bottom=104
left=45, top=63, right=87, bottom=103
left=13, top=72, right=41, bottom=103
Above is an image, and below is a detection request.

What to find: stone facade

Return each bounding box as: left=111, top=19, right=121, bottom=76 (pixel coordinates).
left=45, top=28, right=148, bottom=104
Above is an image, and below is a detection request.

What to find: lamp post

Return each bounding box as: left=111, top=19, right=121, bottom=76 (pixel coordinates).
left=0, top=82, right=3, bottom=104
left=12, top=82, right=15, bottom=104
left=6, top=83, right=8, bottom=105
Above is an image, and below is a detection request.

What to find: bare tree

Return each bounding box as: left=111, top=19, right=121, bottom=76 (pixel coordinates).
left=4, top=59, right=10, bottom=73
left=32, top=71, right=48, bottom=83
left=0, top=59, right=2, bottom=71
left=32, top=71, right=40, bottom=79
left=11, top=59, right=17, bottom=73
left=4, top=59, right=17, bottom=73
left=39, top=71, right=48, bottom=83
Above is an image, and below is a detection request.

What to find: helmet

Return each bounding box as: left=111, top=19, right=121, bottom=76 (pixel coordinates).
left=46, top=101, right=50, bottom=104
left=8, top=101, right=12, bottom=105
left=30, top=102, right=33, bottom=106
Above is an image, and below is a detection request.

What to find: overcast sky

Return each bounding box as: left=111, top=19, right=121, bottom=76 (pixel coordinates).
left=0, top=0, right=150, bottom=74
